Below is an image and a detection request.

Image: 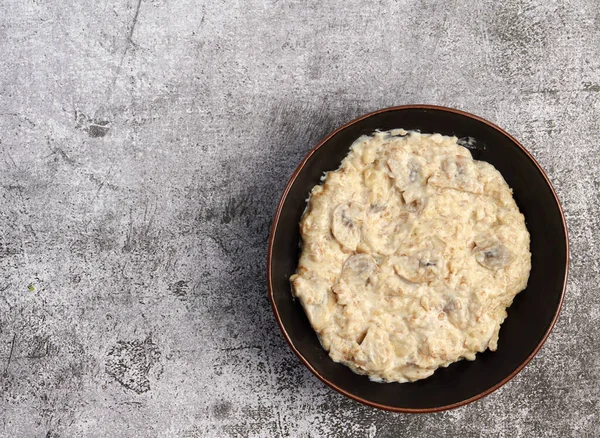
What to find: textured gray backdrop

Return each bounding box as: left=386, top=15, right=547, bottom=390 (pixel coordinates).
left=1, top=0, right=599, bottom=437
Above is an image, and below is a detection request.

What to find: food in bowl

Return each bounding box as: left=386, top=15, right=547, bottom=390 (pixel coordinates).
left=290, top=129, right=531, bottom=383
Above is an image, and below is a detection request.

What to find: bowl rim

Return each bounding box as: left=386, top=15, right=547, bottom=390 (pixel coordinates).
left=266, top=104, right=569, bottom=413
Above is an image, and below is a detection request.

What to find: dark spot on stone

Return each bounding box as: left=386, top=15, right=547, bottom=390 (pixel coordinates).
left=169, top=280, right=188, bottom=298
left=582, top=82, right=600, bottom=93
left=202, top=207, right=218, bottom=222
left=88, top=121, right=110, bottom=138
left=25, top=335, right=54, bottom=359
left=0, top=242, right=23, bottom=258
left=105, top=336, right=160, bottom=394
left=1, top=184, right=24, bottom=191
left=222, top=194, right=253, bottom=224
left=74, top=110, right=111, bottom=138
left=212, top=401, right=232, bottom=419
left=49, top=148, right=76, bottom=165
left=488, top=4, right=549, bottom=78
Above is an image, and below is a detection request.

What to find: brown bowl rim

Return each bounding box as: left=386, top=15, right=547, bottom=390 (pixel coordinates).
left=266, top=104, right=569, bottom=413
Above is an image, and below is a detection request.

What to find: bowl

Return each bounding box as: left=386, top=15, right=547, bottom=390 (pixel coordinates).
left=267, top=105, right=569, bottom=412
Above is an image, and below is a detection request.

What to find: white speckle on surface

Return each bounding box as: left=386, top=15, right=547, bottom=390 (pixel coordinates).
left=0, top=0, right=599, bottom=436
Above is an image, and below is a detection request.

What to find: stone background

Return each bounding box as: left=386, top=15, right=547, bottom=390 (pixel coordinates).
left=1, top=0, right=599, bottom=436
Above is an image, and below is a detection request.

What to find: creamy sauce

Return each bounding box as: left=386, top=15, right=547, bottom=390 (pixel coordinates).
left=290, top=130, right=531, bottom=383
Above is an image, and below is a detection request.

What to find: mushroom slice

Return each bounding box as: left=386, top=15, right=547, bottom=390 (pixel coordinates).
left=394, top=239, right=445, bottom=283
left=338, top=254, right=378, bottom=288
left=331, top=203, right=363, bottom=251
left=333, top=254, right=379, bottom=307
left=473, top=238, right=514, bottom=270
left=429, top=155, right=483, bottom=194
left=354, top=326, right=394, bottom=371
left=387, top=151, right=427, bottom=191
left=443, top=298, right=470, bottom=329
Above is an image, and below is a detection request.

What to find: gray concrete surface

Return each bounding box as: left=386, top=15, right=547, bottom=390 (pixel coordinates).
left=0, top=0, right=599, bottom=436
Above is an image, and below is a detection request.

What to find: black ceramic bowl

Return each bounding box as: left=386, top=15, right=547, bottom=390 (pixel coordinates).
left=267, top=105, right=569, bottom=412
